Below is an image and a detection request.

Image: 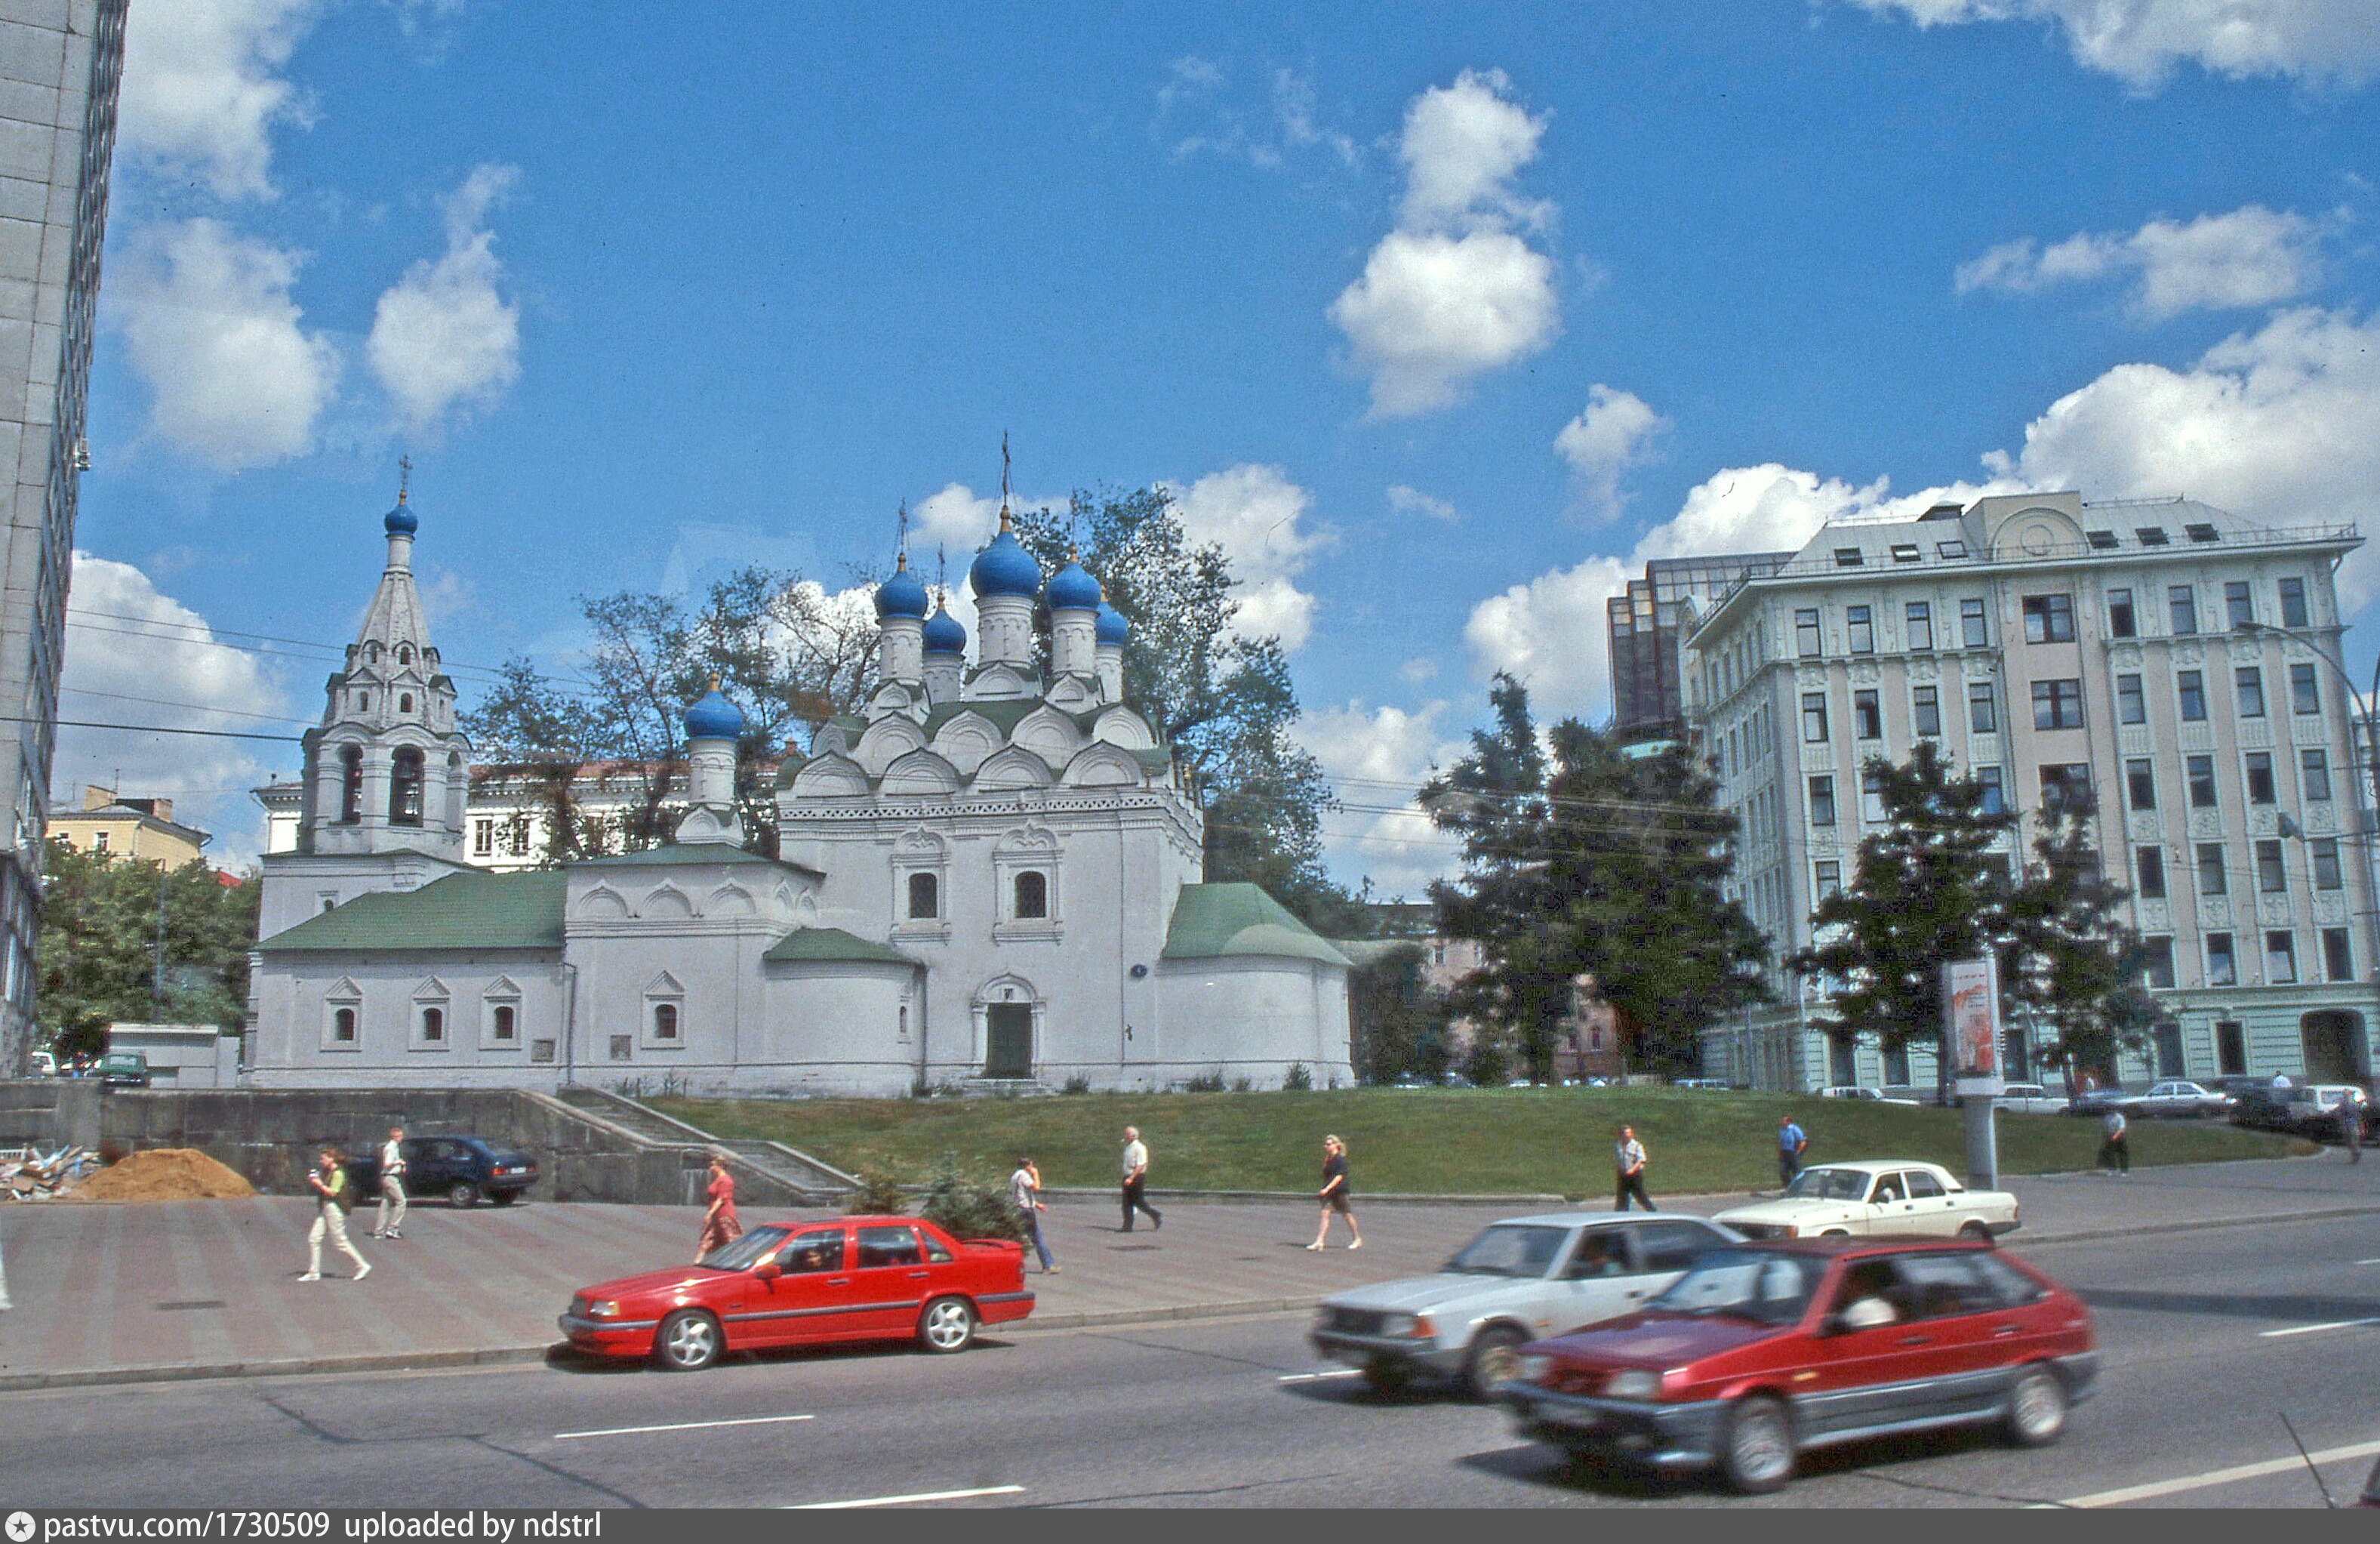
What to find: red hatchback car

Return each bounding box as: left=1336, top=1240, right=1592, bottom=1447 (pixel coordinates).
left=1501, top=1236, right=2095, bottom=1493
left=559, top=1214, right=1033, bottom=1371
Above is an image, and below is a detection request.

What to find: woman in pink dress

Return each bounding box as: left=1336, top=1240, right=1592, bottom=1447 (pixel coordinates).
left=694, top=1155, right=741, bottom=1262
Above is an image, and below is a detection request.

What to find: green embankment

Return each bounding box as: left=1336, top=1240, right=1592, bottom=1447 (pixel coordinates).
left=652, top=1087, right=2311, bottom=1195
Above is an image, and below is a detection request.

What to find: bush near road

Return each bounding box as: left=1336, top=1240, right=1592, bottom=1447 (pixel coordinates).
left=654, top=1088, right=2310, bottom=1196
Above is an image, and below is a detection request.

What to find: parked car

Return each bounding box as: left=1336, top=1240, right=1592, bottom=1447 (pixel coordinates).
left=2066, top=1084, right=2132, bottom=1115
left=1992, top=1083, right=2070, bottom=1117
left=559, top=1213, right=1033, bottom=1371
left=345, top=1134, right=539, bottom=1207
left=2115, top=1080, right=2234, bottom=1119
left=2231, top=1083, right=2372, bottom=1141
left=28, top=1049, right=56, bottom=1077
left=1713, top=1160, right=2019, bottom=1240
left=93, top=1051, right=149, bottom=1088
left=1501, top=1235, right=2096, bottom=1492
left=1310, top=1211, right=1741, bottom=1398
left=1815, top=1086, right=1919, bottom=1106
left=1672, top=1077, right=1732, bottom=1091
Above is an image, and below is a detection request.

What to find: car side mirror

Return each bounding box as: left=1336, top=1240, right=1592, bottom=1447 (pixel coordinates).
left=753, top=1262, right=781, bottom=1284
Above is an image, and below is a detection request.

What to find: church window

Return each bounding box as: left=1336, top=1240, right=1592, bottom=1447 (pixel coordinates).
left=420, top=1006, right=444, bottom=1042
left=652, top=1003, right=679, bottom=1040
left=907, top=871, right=939, bottom=919
left=338, top=745, right=363, bottom=824
left=399, top=693, right=413, bottom=713
left=331, top=1007, right=356, bottom=1043
left=491, top=1004, right=516, bottom=1041
left=1015, top=870, right=1048, bottom=920
left=354, top=692, right=367, bottom=712
left=398, top=645, right=413, bottom=665
left=389, top=748, right=425, bottom=826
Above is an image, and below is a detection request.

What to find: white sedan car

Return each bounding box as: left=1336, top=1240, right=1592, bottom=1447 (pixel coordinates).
left=1994, top=1083, right=2071, bottom=1116
left=1816, top=1085, right=1922, bottom=1106
left=1713, top=1160, right=2021, bottom=1241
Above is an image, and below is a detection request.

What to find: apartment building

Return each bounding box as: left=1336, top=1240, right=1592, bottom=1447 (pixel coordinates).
left=1673, top=490, right=2375, bottom=1093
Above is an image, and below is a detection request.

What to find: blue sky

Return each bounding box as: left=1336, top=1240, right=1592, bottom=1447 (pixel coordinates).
left=60, top=0, right=2380, bottom=892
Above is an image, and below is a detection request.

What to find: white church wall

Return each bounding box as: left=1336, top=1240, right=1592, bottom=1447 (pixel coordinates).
left=753, top=962, right=922, bottom=1097
left=1151, top=957, right=1356, bottom=1089
left=247, top=952, right=567, bottom=1089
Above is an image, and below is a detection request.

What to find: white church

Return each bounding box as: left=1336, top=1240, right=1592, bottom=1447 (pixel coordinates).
left=244, top=492, right=1356, bottom=1095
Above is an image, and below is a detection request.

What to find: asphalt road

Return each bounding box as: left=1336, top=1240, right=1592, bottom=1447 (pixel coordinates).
left=5, top=1215, right=2376, bottom=1510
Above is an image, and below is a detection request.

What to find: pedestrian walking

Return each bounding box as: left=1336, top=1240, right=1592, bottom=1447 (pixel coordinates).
left=694, top=1154, right=740, bottom=1262
left=2338, top=1096, right=2364, bottom=1165
left=301, top=1145, right=370, bottom=1281
left=2098, top=1107, right=2131, bottom=1175
left=1777, top=1115, right=1809, bottom=1188
left=1613, top=1124, right=1655, bottom=1212
left=371, top=1124, right=408, bottom=1239
left=1307, top=1134, right=1362, bottom=1250
left=1119, top=1125, right=1162, bottom=1232
left=1010, top=1156, right=1058, bottom=1273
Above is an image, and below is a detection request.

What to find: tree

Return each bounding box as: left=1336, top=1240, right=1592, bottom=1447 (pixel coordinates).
left=35, top=842, right=259, bottom=1057
left=1344, top=939, right=1442, bottom=1082
left=2005, top=801, right=2169, bottom=1093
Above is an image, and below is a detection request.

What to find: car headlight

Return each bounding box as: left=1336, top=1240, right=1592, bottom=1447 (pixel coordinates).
left=587, top=1300, right=620, bottom=1320
left=1605, top=1369, right=1661, bottom=1401
left=1514, top=1354, right=1553, bottom=1385
left=1377, top=1311, right=1433, bottom=1339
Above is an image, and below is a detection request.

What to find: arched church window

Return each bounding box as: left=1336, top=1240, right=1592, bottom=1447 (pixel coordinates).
left=398, top=645, right=413, bottom=665
left=338, top=745, right=363, bottom=824
left=389, top=747, right=425, bottom=826
left=399, top=693, right=413, bottom=713
left=1015, top=870, right=1048, bottom=920
left=420, top=1006, right=443, bottom=1041
left=353, top=692, right=367, bottom=712
left=652, top=1003, right=679, bottom=1040
left=907, top=871, right=939, bottom=920
left=331, top=1007, right=356, bottom=1042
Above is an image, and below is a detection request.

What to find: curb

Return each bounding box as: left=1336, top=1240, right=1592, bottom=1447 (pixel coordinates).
left=2006, top=1199, right=2380, bottom=1249
left=1040, top=1189, right=1572, bottom=1207
left=0, top=1342, right=554, bottom=1395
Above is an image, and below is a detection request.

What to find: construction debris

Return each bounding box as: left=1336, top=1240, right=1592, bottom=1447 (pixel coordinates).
left=69, top=1147, right=254, bottom=1202
left=2, top=1143, right=97, bottom=1200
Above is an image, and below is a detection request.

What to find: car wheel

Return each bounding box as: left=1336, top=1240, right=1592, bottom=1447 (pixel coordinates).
left=654, top=1309, right=721, bottom=1372
left=1466, top=1326, right=1526, bottom=1401
left=2005, top=1364, right=2067, bottom=1447
left=486, top=1188, right=517, bottom=1208
left=1360, top=1361, right=1412, bottom=1396
left=448, top=1181, right=482, bottom=1209
left=916, top=1296, right=976, bottom=1354
left=1958, top=1221, right=1991, bottom=1240
left=1717, top=1394, right=1795, bottom=1493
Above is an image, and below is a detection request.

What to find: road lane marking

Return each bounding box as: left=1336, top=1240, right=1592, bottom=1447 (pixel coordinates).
left=2258, top=1316, right=2380, bottom=1338
left=787, top=1486, right=1024, bottom=1509
left=2051, top=1438, right=2380, bottom=1508
left=2356, top=1258, right=2380, bottom=1265
left=1277, top=1369, right=1363, bottom=1383
left=556, top=1413, right=816, bottom=1441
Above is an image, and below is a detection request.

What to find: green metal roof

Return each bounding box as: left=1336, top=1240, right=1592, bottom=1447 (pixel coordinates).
left=258, top=870, right=566, bottom=954
left=762, top=927, right=920, bottom=966
left=1160, top=883, right=1352, bottom=968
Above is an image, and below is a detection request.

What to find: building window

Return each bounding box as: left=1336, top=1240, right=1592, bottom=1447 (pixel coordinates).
left=2107, top=588, right=2135, bottom=638
left=91, top=830, right=108, bottom=852
left=1808, top=775, right=1836, bottom=827
left=2289, top=664, right=2319, bottom=716
left=2176, top=670, right=2206, bottom=721
left=2032, top=680, right=2085, bottom=730
left=339, top=745, right=363, bottom=824
left=1854, top=689, right=1881, bottom=739
left=2255, top=838, right=2286, bottom=893
left=2215, top=1021, right=2246, bottom=1075
left=1905, top=602, right=1932, bottom=651
left=2136, top=847, right=2166, bottom=899
left=1815, top=860, right=1842, bottom=899
left=2039, top=763, right=2092, bottom=813
left=2168, top=586, right=2197, bottom=635
left=907, top=871, right=940, bottom=919
left=2141, top=936, right=2175, bottom=989
left=2302, top=748, right=2332, bottom=802
left=389, top=747, right=425, bottom=826
left=2126, top=758, right=2156, bottom=811
left=1960, top=597, right=1987, bottom=649
left=2312, top=837, right=2342, bottom=890
left=1967, top=680, right=1997, bottom=735
left=2278, top=576, right=2309, bottom=628
left=331, top=1006, right=356, bottom=1043
left=491, top=1003, right=517, bottom=1041
left=652, top=1003, right=679, bottom=1040
left=1015, top=870, right=1049, bottom=920
left=1861, top=767, right=1886, bottom=824
left=1976, top=766, right=2005, bottom=816
left=1846, top=606, right=1874, bottom=654
left=473, top=818, right=494, bottom=858
left=1912, top=686, right=1940, bottom=738
left=2021, top=594, right=2075, bottom=643
left=2206, top=932, right=2237, bottom=987
left=1802, top=693, right=1829, bottom=743
left=2266, top=931, right=2297, bottom=983
left=2117, top=673, right=2145, bottom=725
left=399, top=693, right=413, bottom=713
left=420, top=1006, right=444, bottom=1043
left=2323, top=928, right=2353, bottom=982
left=2235, top=667, right=2265, bottom=719
left=2245, top=751, right=2276, bottom=805
left=2197, top=843, right=2228, bottom=895
left=2225, top=581, right=2255, bottom=630
left=2187, top=755, right=2217, bottom=809
left=1795, top=608, right=1821, bottom=657
left=1833, top=547, right=1864, bottom=569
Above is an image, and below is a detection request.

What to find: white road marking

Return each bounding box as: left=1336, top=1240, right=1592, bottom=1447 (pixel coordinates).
left=2355, top=1258, right=2380, bottom=1265
left=1277, top=1369, right=1363, bottom=1383
left=2258, top=1316, right=2380, bottom=1338
left=2051, top=1438, right=2380, bottom=1508
left=555, top=1413, right=815, bottom=1441
left=787, top=1486, right=1024, bottom=1509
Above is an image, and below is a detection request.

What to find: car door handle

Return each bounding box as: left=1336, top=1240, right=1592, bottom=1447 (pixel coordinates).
left=1990, top=1324, right=2020, bottom=1338
left=828, top=1277, right=850, bottom=1286
left=907, top=1270, right=930, bottom=1279
left=1897, top=1333, right=1933, bottom=1346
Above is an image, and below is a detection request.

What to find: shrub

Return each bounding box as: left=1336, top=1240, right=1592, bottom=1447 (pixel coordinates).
left=1184, top=1069, right=1227, bottom=1093
left=919, top=1157, right=1025, bottom=1243
left=1283, top=1062, right=1313, bottom=1091
left=845, top=1169, right=910, bottom=1216
left=1062, top=1074, right=1092, bottom=1095
left=1230, top=1076, right=1254, bottom=1093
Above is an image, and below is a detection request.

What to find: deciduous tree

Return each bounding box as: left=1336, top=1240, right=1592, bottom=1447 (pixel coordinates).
left=35, top=843, right=258, bottom=1058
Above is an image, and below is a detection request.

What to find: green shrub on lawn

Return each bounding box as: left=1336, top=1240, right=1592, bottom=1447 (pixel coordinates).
left=844, top=1169, right=910, bottom=1216
left=919, top=1157, right=1025, bottom=1243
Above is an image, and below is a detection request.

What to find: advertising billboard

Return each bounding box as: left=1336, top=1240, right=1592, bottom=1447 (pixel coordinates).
left=1942, top=956, right=2002, bottom=1096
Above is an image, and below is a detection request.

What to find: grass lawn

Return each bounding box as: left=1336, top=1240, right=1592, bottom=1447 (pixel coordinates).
left=653, top=1088, right=2312, bottom=1197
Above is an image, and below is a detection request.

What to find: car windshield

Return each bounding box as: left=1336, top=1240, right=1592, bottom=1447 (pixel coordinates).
left=1649, top=1249, right=1823, bottom=1325
left=1781, top=1167, right=1868, bottom=1202
left=696, top=1225, right=790, bottom=1272
left=1444, top=1225, right=1570, bottom=1277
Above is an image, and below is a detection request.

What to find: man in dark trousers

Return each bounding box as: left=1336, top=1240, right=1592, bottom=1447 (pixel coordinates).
left=1613, top=1124, right=1655, bottom=1211
left=1777, top=1114, right=1809, bottom=1188
left=1120, top=1126, right=1162, bottom=1232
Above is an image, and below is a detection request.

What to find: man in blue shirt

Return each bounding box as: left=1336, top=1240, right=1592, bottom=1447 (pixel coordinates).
left=1777, top=1115, right=1809, bottom=1188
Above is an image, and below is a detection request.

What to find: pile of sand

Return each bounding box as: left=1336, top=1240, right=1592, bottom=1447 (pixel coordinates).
left=72, top=1147, right=255, bottom=1202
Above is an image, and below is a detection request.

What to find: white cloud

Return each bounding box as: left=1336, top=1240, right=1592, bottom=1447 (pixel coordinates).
left=1330, top=69, right=1561, bottom=417
left=1387, top=484, right=1459, bottom=522
left=111, top=217, right=340, bottom=470
left=367, top=164, right=524, bottom=432
left=1399, top=656, right=1439, bottom=683
left=118, top=0, right=322, bottom=199
left=1555, top=385, right=1669, bottom=519
left=1164, top=464, right=1333, bottom=652
left=1298, top=698, right=1467, bottom=900
left=1957, top=205, right=2336, bottom=320
left=1155, top=58, right=1359, bottom=171
left=910, top=482, right=1002, bottom=556
left=1849, top=0, right=2380, bottom=91
left=1461, top=554, right=1634, bottom=722
left=55, top=552, right=294, bottom=866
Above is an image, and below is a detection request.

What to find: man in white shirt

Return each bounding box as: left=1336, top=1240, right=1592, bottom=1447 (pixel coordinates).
left=1120, top=1126, right=1162, bottom=1232
left=372, top=1125, right=409, bottom=1239
left=1613, top=1125, right=1654, bottom=1211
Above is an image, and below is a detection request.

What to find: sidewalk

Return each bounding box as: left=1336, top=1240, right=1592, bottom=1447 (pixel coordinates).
left=2, top=1154, right=2372, bottom=1392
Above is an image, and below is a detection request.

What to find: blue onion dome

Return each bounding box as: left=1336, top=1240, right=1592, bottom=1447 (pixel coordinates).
left=922, top=600, right=966, bottom=654
left=682, top=682, right=745, bottom=741
left=1045, top=551, right=1103, bottom=612
left=1095, top=601, right=1128, bottom=646
left=874, top=553, right=930, bottom=620
left=968, top=513, right=1042, bottom=599
left=383, top=498, right=417, bottom=536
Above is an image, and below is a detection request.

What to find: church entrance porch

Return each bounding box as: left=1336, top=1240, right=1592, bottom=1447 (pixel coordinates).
left=984, top=1003, right=1033, bottom=1079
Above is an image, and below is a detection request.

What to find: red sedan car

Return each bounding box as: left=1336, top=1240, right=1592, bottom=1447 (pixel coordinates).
left=559, top=1214, right=1033, bottom=1371
left=1500, top=1235, right=2096, bottom=1493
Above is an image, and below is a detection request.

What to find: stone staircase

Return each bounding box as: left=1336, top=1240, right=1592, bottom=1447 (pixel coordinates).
left=550, top=1084, right=860, bottom=1204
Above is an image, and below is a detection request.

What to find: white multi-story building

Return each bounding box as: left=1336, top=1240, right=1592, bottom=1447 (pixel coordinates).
left=1677, top=490, right=2377, bottom=1093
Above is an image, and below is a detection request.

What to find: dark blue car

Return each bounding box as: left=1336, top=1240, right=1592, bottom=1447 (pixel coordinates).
left=344, top=1135, right=538, bottom=1208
